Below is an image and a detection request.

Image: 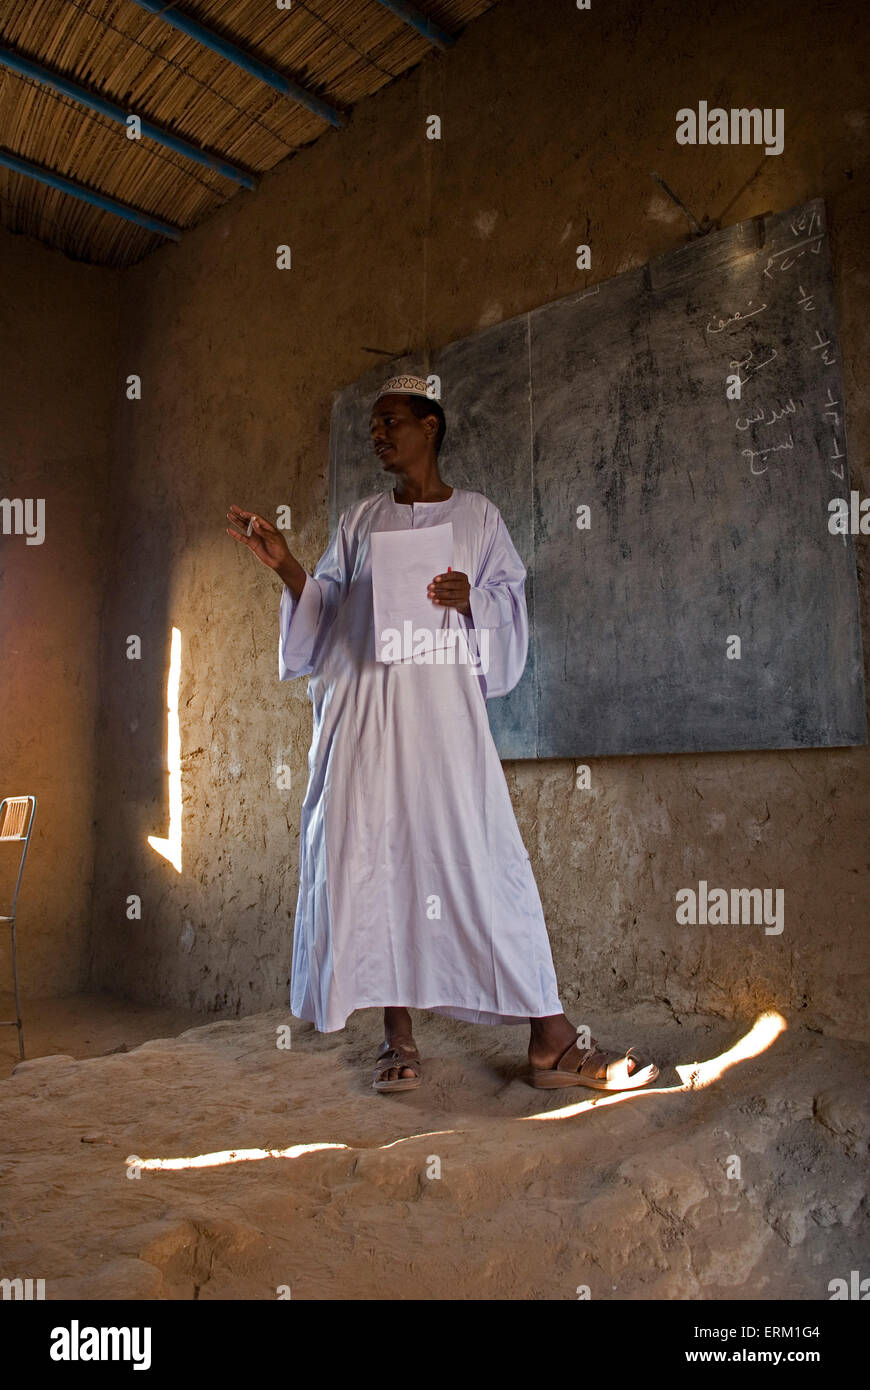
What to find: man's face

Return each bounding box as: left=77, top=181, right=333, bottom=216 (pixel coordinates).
left=370, top=394, right=434, bottom=472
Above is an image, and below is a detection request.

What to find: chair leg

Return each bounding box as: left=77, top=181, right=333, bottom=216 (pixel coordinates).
left=10, top=919, right=24, bottom=1061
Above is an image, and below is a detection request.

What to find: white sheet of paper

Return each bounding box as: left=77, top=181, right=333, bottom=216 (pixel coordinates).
left=370, top=522, right=454, bottom=663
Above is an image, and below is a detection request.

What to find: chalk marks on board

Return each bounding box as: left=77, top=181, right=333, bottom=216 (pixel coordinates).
left=728, top=347, right=779, bottom=386
left=822, top=388, right=846, bottom=481
left=736, top=393, right=802, bottom=474
left=735, top=398, right=799, bottom=430
left=762, top=204, right=825, bottom=278
left=762, top=233, right=825, bottom=278
left=329, top=196, right=865, bottom=757
left=742, top=433, right=795, bottom=476
left=822, top=384, right=849, bottom=548
left=809, top=327, right=837, bottom=366
left=710, top=208, right=845, bottom=487
left=706, top=300, right=768, bottom=334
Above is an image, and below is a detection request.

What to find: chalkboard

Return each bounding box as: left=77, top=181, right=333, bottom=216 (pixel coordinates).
left=329, top=198, right=867, bottom=759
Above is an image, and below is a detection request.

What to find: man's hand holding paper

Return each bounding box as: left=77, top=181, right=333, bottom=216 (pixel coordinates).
left=428, top=568, right=472, bottom=617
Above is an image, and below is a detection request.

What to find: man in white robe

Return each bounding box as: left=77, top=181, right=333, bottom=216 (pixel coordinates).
left=226, top=376, right=658, bottom=1095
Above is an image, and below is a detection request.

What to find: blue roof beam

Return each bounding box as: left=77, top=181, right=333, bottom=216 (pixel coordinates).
left=127, top=0, right=344, bottom=129
left=0, top=147, right=182, bottom=241
left=371, top=1, right=456, bottom=50
left=0, top=46, right=258, bottom=190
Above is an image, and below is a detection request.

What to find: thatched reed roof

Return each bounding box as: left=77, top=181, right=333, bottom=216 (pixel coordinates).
left=0, top=0, right=495, bottom=268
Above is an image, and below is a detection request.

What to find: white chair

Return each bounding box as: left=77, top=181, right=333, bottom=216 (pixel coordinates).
left=1, top=796, right=36, bottom=1061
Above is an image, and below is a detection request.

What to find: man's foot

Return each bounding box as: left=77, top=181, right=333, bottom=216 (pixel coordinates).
left=374, top=1007, right=420, bottom=1086
left=373, top=1038, right=422, bottom=1091
left=528, top=1013, right=655, bottom=1087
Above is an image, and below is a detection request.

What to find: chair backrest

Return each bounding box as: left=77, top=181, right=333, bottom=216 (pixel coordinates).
left=0, top=796, right=37, bottom=919
left=1, top=797, right=34, bottom=841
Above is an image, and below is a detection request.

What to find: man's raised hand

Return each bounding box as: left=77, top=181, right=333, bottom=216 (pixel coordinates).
left=226, top=505, right=289, bottom=571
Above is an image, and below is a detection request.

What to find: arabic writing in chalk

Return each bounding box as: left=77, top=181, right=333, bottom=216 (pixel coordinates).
left=810, top=328, right=836, bottom=367
left=822, top=386, right=847, bottom=483
left=762, top=233, right=824, bottom=279
left=736, top=397, right=799, bottom=431
left=796, top=283, right=814, bottom=312
left=741, top=434, right=795, bottom=476
left=791, top=207, right=822, bottom=240
left=821, top=388, right=849, bottom=547
left=729, top=348, right=778, bottom=385
left=707, top=300, right=768, bottom=334
left=822, top=386, right=840, bottom=431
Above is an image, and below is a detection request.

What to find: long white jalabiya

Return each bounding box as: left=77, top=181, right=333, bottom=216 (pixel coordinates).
left=279, top=487, right=563, bottom=1031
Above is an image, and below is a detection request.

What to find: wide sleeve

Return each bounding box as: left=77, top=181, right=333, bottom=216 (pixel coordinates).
left=278, top=512, right=352, bottom=680
left=462, top=504, right=529, bottom=699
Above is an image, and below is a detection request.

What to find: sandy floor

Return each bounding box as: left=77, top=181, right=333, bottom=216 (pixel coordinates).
left=2, top=998, right=868, bottom=1300
left=0, top=992, right=212, bottom=1078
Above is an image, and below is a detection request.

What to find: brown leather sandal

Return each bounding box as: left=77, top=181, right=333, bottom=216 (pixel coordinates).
left=530, top=1035, right=659, bottom=1091
left=372, top=1041, right=423, bottom=1093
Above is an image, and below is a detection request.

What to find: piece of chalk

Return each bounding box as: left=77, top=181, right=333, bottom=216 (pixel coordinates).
left=246, top=517, right=255, bottom=536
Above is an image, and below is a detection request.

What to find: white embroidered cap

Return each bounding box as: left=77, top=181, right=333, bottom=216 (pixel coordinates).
left=374, top=374, right=439, bottom=402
